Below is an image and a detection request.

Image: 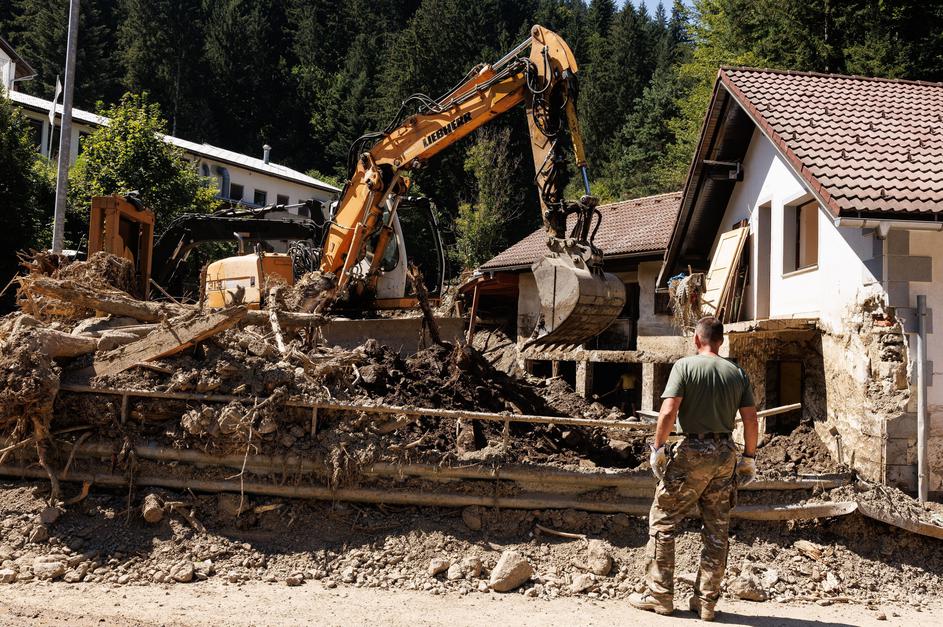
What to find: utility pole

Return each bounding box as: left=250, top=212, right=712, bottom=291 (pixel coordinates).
left=51, top=0, right=80, bottom=253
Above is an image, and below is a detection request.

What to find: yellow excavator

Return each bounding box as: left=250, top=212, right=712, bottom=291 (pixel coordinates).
left=207, top=25, right=625, bottom=347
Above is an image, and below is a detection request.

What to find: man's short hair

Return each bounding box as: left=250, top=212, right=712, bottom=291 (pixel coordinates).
left=695, top=316, right=724, bottom=345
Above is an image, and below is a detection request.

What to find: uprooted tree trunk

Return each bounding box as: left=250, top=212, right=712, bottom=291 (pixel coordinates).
left=26, top=277, right=186, bottom=322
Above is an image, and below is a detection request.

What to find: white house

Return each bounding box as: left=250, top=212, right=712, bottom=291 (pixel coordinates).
left=0, top=35, right=34, bottom=93
left=8, top=90, right=339, bottom=209
left=1, top=35, right=338, bottom=211
left=659, top=68, right=943, bottom=493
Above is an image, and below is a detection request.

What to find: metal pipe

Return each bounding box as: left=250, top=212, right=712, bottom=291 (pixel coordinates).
left=51, top=0, right=80, bottom=253
left=493, top=36, right=533, bottom=70
left=916, top=294, right=929, bottom=503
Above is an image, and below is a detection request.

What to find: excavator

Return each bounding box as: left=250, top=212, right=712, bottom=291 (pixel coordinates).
left=97, top=26, right=625, bottom=348
left=311, top=24, right=625, bottom=346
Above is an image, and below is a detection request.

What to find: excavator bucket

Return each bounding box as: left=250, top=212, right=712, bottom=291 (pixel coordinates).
left=527, top=253, right=626, bottom=348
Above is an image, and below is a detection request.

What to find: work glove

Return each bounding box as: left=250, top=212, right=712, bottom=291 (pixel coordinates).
left=649, top=445, right=667, bottom=481
left=736, top=455, right=757, bottom=486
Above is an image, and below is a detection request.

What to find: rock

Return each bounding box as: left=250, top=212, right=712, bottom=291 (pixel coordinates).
left=63, top=563, right=89, bottom=583
left=285, top=574, right=304, bottom=587
left=428, top=558, right=449, bottom=576
left=0, top=568, right=16, bottom=584
left=728, top=576, right=768, bottom=602
left=170, top=561, right=195, bottom=583
left=875, top=611, right=887, bottom=621
left=585, top=540, right=612, bottom=576
left=460, top=556, right=482, bottom=579
left=38, top=506, right=61, bottom=526
left=677, top=572, right=697, bottom=586
left=32, top=556, right=66, bottom=580
left=28, top=524, right=49, bottom=544
left=462, top=506, right=483, bottom=531
left=570, top=573, right=596, bottom=594
left=489, top=550, right=533, bottom=592
left=341, top=566, right=356, bottom=583
left=822, top=571, right=841, bottom=593
left=762, top=569, right=780, bottom=588
left=217, top=493, right=247, bottom=519
left=446, top=564, right=464, bottom=581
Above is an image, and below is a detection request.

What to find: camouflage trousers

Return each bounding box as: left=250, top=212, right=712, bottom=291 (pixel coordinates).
left=645, top=437, right=738, bottom=606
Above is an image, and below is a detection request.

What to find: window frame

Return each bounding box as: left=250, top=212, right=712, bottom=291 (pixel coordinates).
left=782, top=198, right=819, bottom=276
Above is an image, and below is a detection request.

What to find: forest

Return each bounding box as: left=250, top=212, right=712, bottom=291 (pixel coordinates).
left=2, top=0, right=943, bottom=267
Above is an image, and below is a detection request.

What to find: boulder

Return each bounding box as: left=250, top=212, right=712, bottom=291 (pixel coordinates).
left=32, top=556, right=66, bottom=580
left=170, top=561, right=195, bottom=583
left=728, top=575, right=768, bottom=602
left=462, top=507, right=483, bottom=531
left=0, top=568, right=16, bottom=584
left=488, top=550, right=533, bottom=592
left=427, top=558, right=449, bottom=576
left=569, top=573, right=596, bottom=594
left=585, top=540, right=612, bottom=576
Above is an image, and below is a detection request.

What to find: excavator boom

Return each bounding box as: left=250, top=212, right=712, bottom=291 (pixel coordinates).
left=320, top=25, right=625, bottom=347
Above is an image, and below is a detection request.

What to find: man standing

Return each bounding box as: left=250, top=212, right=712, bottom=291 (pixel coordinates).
left=628, top=317, right=759, bottom=621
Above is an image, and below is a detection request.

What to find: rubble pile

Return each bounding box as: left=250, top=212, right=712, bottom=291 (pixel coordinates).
left=1, top=479, right=941, bottom=611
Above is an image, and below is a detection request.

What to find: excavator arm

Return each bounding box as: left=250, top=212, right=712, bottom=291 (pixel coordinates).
left=321, top=25, right=625, bottom=347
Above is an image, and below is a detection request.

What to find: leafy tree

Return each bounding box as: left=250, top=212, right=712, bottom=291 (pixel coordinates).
left=450, top=127, right=526, bottom=269
left=68, top=93, right=217, bottom=245
left=0, top=95, right=54, bottom=308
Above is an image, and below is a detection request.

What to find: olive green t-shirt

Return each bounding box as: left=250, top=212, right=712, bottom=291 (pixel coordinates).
left=661, top=354, right=755, bottom=434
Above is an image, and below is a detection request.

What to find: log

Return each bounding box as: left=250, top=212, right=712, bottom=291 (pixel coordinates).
left=28, top=278, right=185, bottom=322
left=65, top=440, right=852, bottom=493
left=69, top=306, right=247, bottom=379
left=141, top=493, right=164, bottom=523
left=28, top=327, right=100, bottom=358
left=0, top=464, right=860, bottom=521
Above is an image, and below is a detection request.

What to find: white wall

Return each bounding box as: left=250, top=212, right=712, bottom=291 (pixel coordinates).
left=906, top=231, right=943, bottom=489
left=0, top=49, right=12, bottom=92
left=710, top=128, right=878, bottom=330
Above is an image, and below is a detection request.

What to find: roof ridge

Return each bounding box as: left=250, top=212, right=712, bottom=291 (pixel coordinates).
left=720, top=66, right=943, bottom=88
left=601, top=190, right=683, bottom=207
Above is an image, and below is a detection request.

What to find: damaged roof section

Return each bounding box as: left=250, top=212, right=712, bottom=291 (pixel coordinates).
left=481, top=191, right=682, bottom=272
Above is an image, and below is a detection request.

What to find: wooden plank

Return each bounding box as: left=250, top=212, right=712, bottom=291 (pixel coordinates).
left=857, top=503, right=943, bottom=541
left=701, top=226, right=749, bottom=317
left=29, top=277, right=185, bottom=322
left=70, top=306, right=247, bottom=379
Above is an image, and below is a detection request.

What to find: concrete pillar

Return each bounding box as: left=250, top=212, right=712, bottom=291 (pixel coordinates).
left=642, top=362, right=673, bottom=411
left=641, top=363, right=656, bottom=412
left=575, top=360, right=593, bottom=398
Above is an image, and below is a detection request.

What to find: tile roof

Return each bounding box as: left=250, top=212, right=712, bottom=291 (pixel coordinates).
left=8, top=91, right=340, bottom=193
left=720, top=68, right=943, bottom=215
left=480, top=191, right=682, bottom=271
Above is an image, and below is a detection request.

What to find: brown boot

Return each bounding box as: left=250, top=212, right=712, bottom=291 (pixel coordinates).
left=628, top=592, right=673, bottom=616
left=689, top=596, right=716, bottom=621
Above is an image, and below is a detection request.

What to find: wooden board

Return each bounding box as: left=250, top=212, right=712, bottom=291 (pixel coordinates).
left=857, top=503, right=943, bottom=541
left=70, top=306, right=247, bottom=380
left=701, top=226, right=749, bottom=318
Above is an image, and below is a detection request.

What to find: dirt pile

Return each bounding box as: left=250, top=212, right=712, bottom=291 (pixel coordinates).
left=755, top=424, right=846, bottom=476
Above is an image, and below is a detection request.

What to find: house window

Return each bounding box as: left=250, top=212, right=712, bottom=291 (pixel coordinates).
left=229, top=183, right=244, bottom=201
left=253, top=189, right=268, bottom=206
left=27, top=119, right=43, bottom=152
left=276, top=194, right=289, bottom=206
left=783, top=199, right=818, bottom=273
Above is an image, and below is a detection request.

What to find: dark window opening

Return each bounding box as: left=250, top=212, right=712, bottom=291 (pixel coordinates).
left=276, top=194, right=289, bottom=205
left=592, top=362, right=643, bottom=417
left=764, top=360, right=803, bottom=434
left=229, top=183, right=244, bottom=201
left=526, top=360, right=553, bottom=378
left=253, top=189, right=268, bottom=206
left=654, top=292, right=672, bottom=315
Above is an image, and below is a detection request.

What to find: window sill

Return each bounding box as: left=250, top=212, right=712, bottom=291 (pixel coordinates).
left=782, top=264, right=818, bottom=279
